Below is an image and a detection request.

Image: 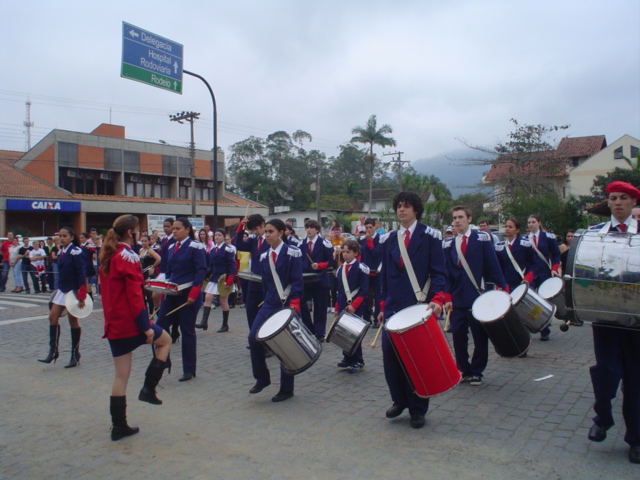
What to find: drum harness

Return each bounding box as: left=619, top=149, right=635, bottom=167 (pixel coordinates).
left=529, top=233, right=552, bottom=270
left=340, top=263, right=360, bottom=305
left=504, top=241, right=526, bottom=281
left=455, top=236, right=484, bottom=294
left=268, top=253, right=291, bottom=305
left=398, top=232, right=431, bottom=303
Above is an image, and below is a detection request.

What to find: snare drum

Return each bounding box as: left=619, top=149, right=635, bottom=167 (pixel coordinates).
left=144, top=279, right=181, bottom=295
left=256, top=308, right=322, bottom=375
left=238, top=271, right=262, bottom=283
left=510, top=283, right=555, bottom=333
left=385, top=305, right=460, bottom=398
left=538, top=277, right=566, bottom=319
left=303, top=273, right=321, bottom=283
left=472, top=290, right=530, bottom=357
left=326, top=311, right=370, bottom=356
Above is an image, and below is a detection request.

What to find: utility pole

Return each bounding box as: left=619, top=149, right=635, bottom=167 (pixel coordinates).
left=170, top=111, right=200, bottom=218
left=384, top=151, right=408, bottom=187
left=24, top=99, right=34, bottom=151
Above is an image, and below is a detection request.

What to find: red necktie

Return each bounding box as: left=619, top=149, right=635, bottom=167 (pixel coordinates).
left=533, top=235, right=537, bottom=247
left=216, top=247, right=219, bottom=253
left=173, top=242, right=181, bottom=255
left=400, top=230, right=410, bottom=268
left=272, top=251, right=277, bottom=264
left=308, top=240, right=313, bottom=255
left=458, top=235, right=467, bottom=267
left=162, top=237, right=167, bottom=247
left=258, top=237, right=263, bottom=251
left=508, top=242, right=512, bottom=250
left=618, top=224, right=627, bottom=233
left=345, top=264, right=351, bottom=276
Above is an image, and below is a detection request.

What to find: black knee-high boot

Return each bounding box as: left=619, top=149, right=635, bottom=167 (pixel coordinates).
left=195, top=306, right=211, bottom=330
left=110, top=396, right=139, bottom=441
left=218, top=310, right=229, bottom=333
left=38, top=325, right=60, bottom=364
left=64, top=327, right=81, bottom=368
left=139, top=358, right=167, bottom=405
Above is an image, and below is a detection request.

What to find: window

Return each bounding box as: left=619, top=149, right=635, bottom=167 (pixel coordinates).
left=58, top=142, right=78, bottom=167
left=105, top=148, right=122, bottom=170
left=631, top=146, right=639, bottom=159
left=123, top=173, right=171, bottom=198
left=614, top=146, right=624, bottom=159
left=58, top=168, right=115, bottom=195
left=123, top=150, right=140, bottom=173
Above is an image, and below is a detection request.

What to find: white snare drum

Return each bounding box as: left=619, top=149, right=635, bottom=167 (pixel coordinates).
left=144, top=279, right=181, bottom=295
left=238, top=271, right=262, bottom=283
left=64, top=291, right=94, bottom=319
left=326, top=311, right=370, bottom=356
left=510, top=283, right=555, bottom=333
left=538, top=277, right=566, bottom=319
left=256, top=308, right=322, bottom=375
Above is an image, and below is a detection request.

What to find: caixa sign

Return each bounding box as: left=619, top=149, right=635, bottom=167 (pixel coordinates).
left=6, top=199, right=81, bottom=212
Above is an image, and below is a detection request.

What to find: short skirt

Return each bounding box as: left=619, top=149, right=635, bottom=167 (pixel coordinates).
left=204, top=280, right=236, bottom=295
left=108, top=323, right=164, bottom=357
left=51, top=289, right=67, bottom=306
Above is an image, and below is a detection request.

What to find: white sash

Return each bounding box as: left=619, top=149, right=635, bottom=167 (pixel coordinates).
left=455, top=235, right=484, bottom=294
left=340, top=264, right=360, bottom=304
left=397, top=231, right=429, bottom=303
left=268, top=252, right=291, bottom=303
left=530, top=233, right=552, bottom=270
left=505, top=241, right=525, bottom=280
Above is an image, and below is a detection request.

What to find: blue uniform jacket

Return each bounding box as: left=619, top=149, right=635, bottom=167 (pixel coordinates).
left=358, top=234, right=382, bottom=271
left=207, top=243, right=236, bottom=283
left=234, top=232, right=270, bottom=292
left=159, top=234, right=175, bottom=276
left=443, top=230, right=507, bottom=309
left=258, top=243, right=303, bottom=309
left=165, top=238, right=207, bottom=293
left=495, top=237, right=536, bottom=290
left=57, top=244, right=87, bottom=294
left=300, top=236, right=335, bottom=289
left=335, top=260, right=369, bottom=315
left=525, top=231, right=560, bottom=287
left=380, top=223, right=447, bottom=313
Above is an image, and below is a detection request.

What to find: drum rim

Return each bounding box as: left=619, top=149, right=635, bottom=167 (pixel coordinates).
left=538, top=276, right=564, bottom=297
left=256, top=308, right=295, bottom=341
left=279, top=343, right=323, bottom=375
left=472, top=290, right=512, bottom=323
left=385, top=304, right=433, bottom=333
left=326, top=310, right=370, bottom=355
left=510, top=283, right=528, bottom=305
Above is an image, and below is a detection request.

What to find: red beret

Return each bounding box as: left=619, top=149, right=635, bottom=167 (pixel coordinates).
left=605, top=181, right=640, bottom=199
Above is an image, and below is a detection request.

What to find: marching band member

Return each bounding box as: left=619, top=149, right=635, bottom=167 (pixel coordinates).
left=495, top=218, right=536, bottom=291
left=153, top=218, right=175, bottom=313
left=234, top=214, right=270, bottom=329
left=526, top=214, right=561, bottom=341
left=79, top=232, right=97, bottom=299
left=334, top=239, right=369, bottom=373
left=138, top=234, right=160, bottom=315
left=99, top=215, right=172, bottom=441
left=156, top=218, right=207, bottom=382
left=37, top=226, right=87, bottom=368
left=586, top=181, right=640, bottom=464
left=196, top=229, right=236, bottom=332
left=377, top=192, right=447, bottom=429
left=358, top=218, right=383, bottom=327
left=443, top=206, right=507, bottom=387
left=285, top=223, right=301, bottom=247
left=300, top=219, right=335, bottom=340
left=247, top=219, right=303, bottom=402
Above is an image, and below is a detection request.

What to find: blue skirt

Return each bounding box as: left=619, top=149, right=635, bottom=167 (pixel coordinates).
left=108, top=324, right=164, bottom=357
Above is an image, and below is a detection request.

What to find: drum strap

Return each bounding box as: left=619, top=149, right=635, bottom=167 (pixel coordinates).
left=268, top=253, right=291, bottom=303
left=456, top=236, right=484, bottom=294
left=178, top=282, right=193, bottom=291
left=530, top=234, right=552, bottom=270
left=505, top=243, right=525, bottom=280
left=340, top=264, right=360, bottom=304
left=398, top=232, right=429, bottom=303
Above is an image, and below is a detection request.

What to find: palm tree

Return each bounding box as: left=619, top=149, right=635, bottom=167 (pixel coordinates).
left=351, top=115, right=396, bottom=214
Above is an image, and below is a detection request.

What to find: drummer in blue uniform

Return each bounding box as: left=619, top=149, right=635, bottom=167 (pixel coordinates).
left=586, top=181, right=640, bottom=465
left=495, top=218, right=536, bottom=290
left=300, top=219, right=335, bottom=340
left=443, top=206, right=507, bottom=387
left=156, top=218, right=207, bottom=382
left=358, top=218, right=383, bottom=327
left=525, top=214, right=561, bottom=341
left=333, top=239, right=369, bottom=373
left=153, top=218, right=176, bottom=334
left=247, top=219, right=303, bottom=402
left=377, top=192, right=447, bottom=429
left=234, top=214, right=270, bottom=329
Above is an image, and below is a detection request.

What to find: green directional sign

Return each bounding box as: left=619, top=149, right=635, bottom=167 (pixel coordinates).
left=121, top=22, right=184, bottom=94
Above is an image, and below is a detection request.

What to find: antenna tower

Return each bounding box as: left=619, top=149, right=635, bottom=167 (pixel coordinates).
left=24, top=99, right=34, bottom=151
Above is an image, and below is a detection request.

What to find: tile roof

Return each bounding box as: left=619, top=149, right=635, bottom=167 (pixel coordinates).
left=556, top=135, right=606, bottom=158
left=0, top=150, right=70, bottom=199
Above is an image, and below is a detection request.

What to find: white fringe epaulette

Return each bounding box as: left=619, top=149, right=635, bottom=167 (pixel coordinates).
left=70, top=246, right=82, bottom=255
left=495, top=242, right=506, bottom=252
left=290, top=237, right=302, bottom=247
left=287, top=246, right=302, bottom=257
left=443, top=237, right=454, bottom=249
left=359, top=263, right=370, bottom=275
left=425, top=226, right=442, bottom=240
left=520, top=239, right=532, bottom=247
left=322, top=239, right=333, bottom=249
left=189, top=241, right=205, bottom=250
left=589, top=223, right=606, bottom=231
left=260, top=251, right=269, bottom=261
left=225, top=244, right=237, bottom=254
left=379, top=231, right=393, bottom=244
left=119, top=247, right=140, bottom=264
left=248, top=233, right=257, bottom=239
left=477, top=232, right=491, bottom=241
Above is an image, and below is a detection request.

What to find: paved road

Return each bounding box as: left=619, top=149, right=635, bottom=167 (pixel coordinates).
left=0, top=297, right=637, bottom=480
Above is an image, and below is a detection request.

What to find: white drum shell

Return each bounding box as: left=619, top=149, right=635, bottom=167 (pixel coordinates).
left=327, top=311, right=370, bottom=356
left=511, top=283, right=556, bottom=333
left=538, top=277, right=566, bottom=318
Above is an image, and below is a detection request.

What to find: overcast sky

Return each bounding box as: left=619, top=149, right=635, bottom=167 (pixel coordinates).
left=2, top=1, right=639, bottom=170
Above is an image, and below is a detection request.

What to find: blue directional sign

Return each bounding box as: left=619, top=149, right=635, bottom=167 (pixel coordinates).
left=121, top=22, right=184, bottom=94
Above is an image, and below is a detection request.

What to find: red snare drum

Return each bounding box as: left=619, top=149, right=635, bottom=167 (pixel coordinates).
left=144, top=279, right=180, bottom=296
left=385, top=304, right=461, bottom=398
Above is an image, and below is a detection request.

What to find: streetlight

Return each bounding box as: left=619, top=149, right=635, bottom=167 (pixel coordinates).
left=253, top=190, right=260, bottom=203
left=169, top=112, right=200, bottom=218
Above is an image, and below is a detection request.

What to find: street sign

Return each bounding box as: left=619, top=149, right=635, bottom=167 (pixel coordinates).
left=121, top=22, right=183, bottom=94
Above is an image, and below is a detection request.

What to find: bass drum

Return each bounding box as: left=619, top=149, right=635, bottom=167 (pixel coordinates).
left=566, top=229, right=640, bottom=329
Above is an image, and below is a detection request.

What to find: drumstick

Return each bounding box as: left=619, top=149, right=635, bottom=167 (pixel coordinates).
left=148, top=307, right=160, bottom=320
left=306, top=253, right=314, bottom=264
left=444, top=308, right=451, bottom=332
left=370, top=323, right=383, bottom=348
left=326, top=310, right=340, bottom=341
left=244, top=203, right=250, bottom=219
left=165, top=302, right=188, bottom=316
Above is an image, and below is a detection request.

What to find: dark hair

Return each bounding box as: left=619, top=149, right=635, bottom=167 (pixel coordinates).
left=478, top=218, right=490, bottom=226
left=284, top=224, right=293, bottom=233
left=364, top=217, right=375, bottom=227
left=305, top=219, right=321, bottom=231
left=140, top=234, right=151, bottom=242
left=393, top=192, right=424, bottom=220
left=451, top=205, right=472, bottom=218
left=59, top=226, right=80, bottom=247
left=505, top=218, right=521, bottom=232
left=215, top=228, right=226, bottom=237
left=175, top=217, right=196, bottom=240
left=198, top=228, right=207, bottom=241
left=46, top=236, right=53, bottom=241
left=564, top=229, right=575, bottom=241
left=528, top=214, right=542, bottom=224
left=164, top=217, right=175, bottom=226
left=342, top=239, right=361, bottom=255
left=266, top=218, right=288, bottom=244
left=80, top=232, right=89, bottom=239
left=99, top=215, right=140, bottom=274
left=247, top=214, right=265, bottom=231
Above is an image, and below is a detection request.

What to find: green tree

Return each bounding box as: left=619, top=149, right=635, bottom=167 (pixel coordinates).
left=350, top=115, right=397, bottom=215
left=502, top=191, right=585, bottom=236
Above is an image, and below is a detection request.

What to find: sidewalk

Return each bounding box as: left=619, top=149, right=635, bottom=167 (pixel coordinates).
left=0, top=301, right=637, bottom=480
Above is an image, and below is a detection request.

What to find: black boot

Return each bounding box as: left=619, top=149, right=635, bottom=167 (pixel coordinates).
left=217, top=310, right=229, bottom=333
left=110, top=396, right=140, bottom=441
left=195, top=306, right=211, bottom=331
left=170, top=318, right=181, bottom=343
left=64, top=327, right=81, bottom=368
left=139, top=358, right=166, bottom=405
left=38, top=325, right=60, bottom=364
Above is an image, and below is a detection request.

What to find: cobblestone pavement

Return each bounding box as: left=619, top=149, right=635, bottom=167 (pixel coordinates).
left=0, top=295, right=637, bottom=480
